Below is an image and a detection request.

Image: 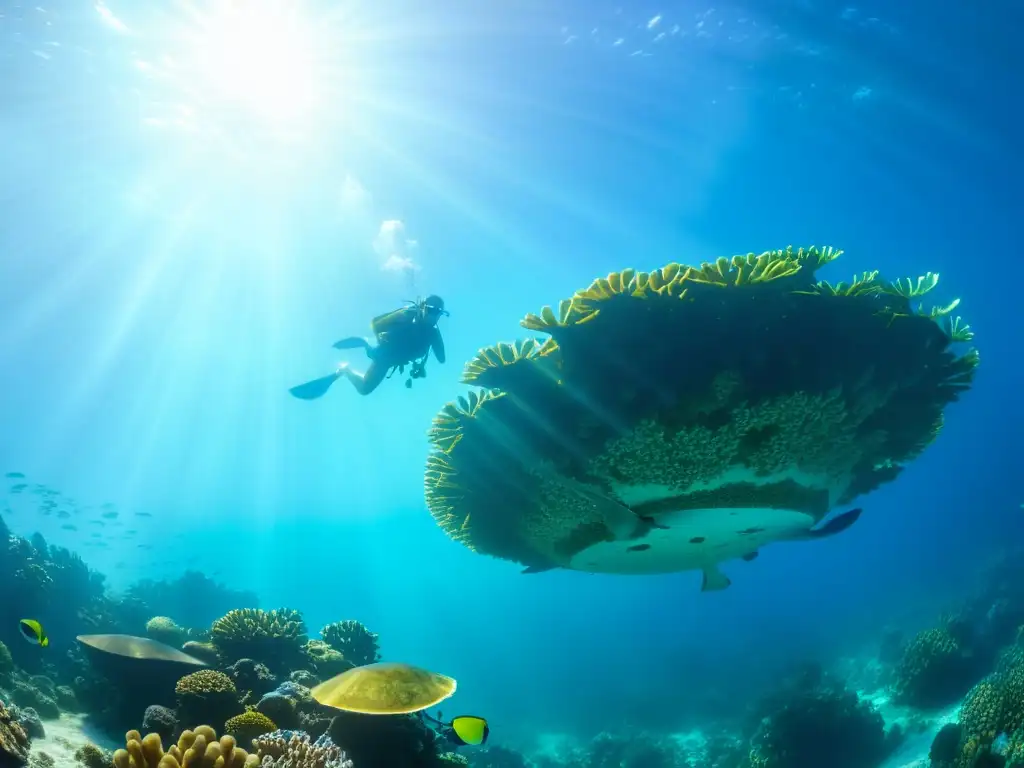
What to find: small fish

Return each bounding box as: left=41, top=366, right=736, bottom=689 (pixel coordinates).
left=4, top=472, right=25, bottom=479
left=61, top=524, right=77, bottom=531
left=100, top=511, right=118, bottom=519
left=9, top=483, right=27, bottom=493
left=135, top=512, right=152, bottom=518
left=19, top=619, right=49, bottom=647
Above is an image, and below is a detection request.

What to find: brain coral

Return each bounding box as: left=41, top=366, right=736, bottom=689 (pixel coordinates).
left=424, top=246, right=978, bottom=577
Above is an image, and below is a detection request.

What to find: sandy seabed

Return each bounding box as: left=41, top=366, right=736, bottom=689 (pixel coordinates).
left=32, top=714, right=119, bottom=768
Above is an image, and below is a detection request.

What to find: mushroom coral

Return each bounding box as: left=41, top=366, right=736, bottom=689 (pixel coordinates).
left=424, top=246, right=978, bottom=574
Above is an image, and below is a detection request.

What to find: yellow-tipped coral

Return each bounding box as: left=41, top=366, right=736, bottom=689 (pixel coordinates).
left=113, top=727, right=260, bottom=768
left=223, top=711, right=276, bottom=745
left=424, top=246, right=978, bottom=580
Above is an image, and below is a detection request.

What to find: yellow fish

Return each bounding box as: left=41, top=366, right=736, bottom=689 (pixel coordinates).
left=19, top=619, right=48, bottom=647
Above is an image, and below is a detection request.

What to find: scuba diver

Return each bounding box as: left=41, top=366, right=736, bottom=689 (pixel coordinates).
left=289, top=295, right=448, bottom=400
left=418, top=711, right=490, bottom=749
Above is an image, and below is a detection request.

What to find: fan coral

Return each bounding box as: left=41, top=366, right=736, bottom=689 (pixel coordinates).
left=891, top=626, right=977, bottom=708
left=225, top=712, right=277, bottom=745
left=113, top=726, right=260, bottom=768
left=211, top=610, right=307, bottom=671
left=319, top=622, right=380, bottom=667
left=175, top=671, right=241, bottom=731
left=252, top=730, right=352, bottom=768
left=424, top=246, right=977, bottom=579
left=146, top=617, right=187, bottom=648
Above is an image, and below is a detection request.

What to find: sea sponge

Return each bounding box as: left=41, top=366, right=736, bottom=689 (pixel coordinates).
left=424, top=246, right=978, bottom=572
left=319, top=621, right=381, bottom=667
left=223, top=711, right=276, bottom=745
left=113, top=726, right=260, bottom=768
left=252, top=730, right=352, bottom=768
left=175, top=671, right=241, bottom=731
left=211, top=609, right=307, bottom=671
left=146, top=617, right=187, bottom=648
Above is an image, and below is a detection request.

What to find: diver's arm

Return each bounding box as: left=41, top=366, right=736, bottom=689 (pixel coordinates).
left=431, top=328, right=446, bottom=364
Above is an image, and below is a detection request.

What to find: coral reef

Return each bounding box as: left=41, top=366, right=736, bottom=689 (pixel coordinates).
left=327, top=710, right=443, bottom=767
left=319, top=623, right=380, bottom=668
left=301, top=643, right=353, bottom=681
left=251, top=730, right=352, bottom=768
left=0, top=700, right=30, bottom=767
left=211, top=610, right=307, bottom=672
left=142, top=706, right=177, bottom=745
left=74, top=744, right=112, bottom=768
left=114, top=726, right=260, bottom=768
left=423, top=247, right=977, bottom=576
left=224, top=712, right=277, bottom=745
left=227, top=661, right=278, bottom=705
left=146, top=618, right=187, bottom=649
left=175, top=671, right=242, bottom=732
left=744, top=668, right=900, bottom=768
left=891, top=624, right=979, bottom=708
left=181, top=644, right=219, bottom=668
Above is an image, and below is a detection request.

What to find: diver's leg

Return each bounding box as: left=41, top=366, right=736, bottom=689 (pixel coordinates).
left=340, top=361, right=388, bottom=395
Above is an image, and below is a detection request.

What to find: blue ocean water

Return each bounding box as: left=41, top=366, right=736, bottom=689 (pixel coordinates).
left=1, top=0, right=1021, bottom=766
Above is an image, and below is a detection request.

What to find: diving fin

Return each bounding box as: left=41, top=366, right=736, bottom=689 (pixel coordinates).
left=701, top=565, right=731, bottom=592
left=332, top=336, right=371, bottom=351
left=741, top=550, right=760, bottom=562
left=639, top=514, right=669, bottom=532
left=806, top=508, right=862, bottom=539
left=521, top=564, right=558, bottom=574
left=289, top=371, right=343, bottom=400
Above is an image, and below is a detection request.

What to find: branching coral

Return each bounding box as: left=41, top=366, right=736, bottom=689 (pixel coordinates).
left=319, top=622, right=380, bottom=667
left=211, top=610, right=307, bottom=671
left=113, top=726, right=260, bottom=768
left=0, top=700, right=30, bottom=767
left=252, top=730, right=352, bottom=768
left=424, top=245, right=978, bottom=573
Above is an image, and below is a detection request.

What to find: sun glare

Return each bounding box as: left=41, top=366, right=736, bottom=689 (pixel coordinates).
left=192, top=1, right=320, bottom=123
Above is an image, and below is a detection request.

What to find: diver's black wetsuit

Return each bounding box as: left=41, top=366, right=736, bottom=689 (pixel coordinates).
left=341, top=319, right=446, bottom=395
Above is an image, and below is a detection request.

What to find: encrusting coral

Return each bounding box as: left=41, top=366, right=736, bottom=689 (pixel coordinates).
left=423, top=246, right=979, bottom=574
left=113, top=726, right=260, bottom=768
left=319, top=622, right=380, bottom=668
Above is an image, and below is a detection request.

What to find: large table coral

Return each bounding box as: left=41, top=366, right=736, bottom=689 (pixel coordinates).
left=424, top=246, right=978, bottom=584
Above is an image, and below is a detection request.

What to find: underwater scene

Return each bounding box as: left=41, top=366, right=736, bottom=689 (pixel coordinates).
left=0, top=0, right=1020, bottom=767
